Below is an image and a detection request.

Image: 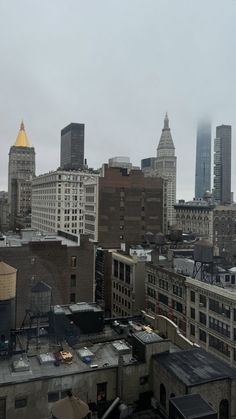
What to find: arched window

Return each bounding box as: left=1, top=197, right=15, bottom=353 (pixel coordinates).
left=160, top=383, right=166, bottom=408
left=219, top=399, right=229, bottom=419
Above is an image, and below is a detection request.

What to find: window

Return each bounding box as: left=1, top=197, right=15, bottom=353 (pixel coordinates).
left=125, top=265, right=131, bottom=284
left=61, top=389, right=72, bottom=399
left=70, top=274, right=76, bottom=287
left=15, top=398, right=27, bottom=409
left=70, top=293, right=76, bottom=303
left=190, top=324, right=195, bottom=336
left=199, top=312, right=206, bottom=325
left=48, top=392, right=59, bottom=403
left=0, top=398, right=6, bottom=419
left=199, top=294, right=206, bottom=307
left=114, top=260, right=118, bottom=277
left=159, top=293, right=168, bottom=306
left=190, top=291, right=195, bottom=302
left=191, top=308, right=195, bottom=319
left=209, top=335, right=230, bottom=357
left=209, top=317, right=230, bottom=338
left=160, top=384, right=166, bottom=409
left=199, top=329, right=206, bottom=342
left=71, top=256, right=77, bottom=268
left=119, top=263, right=124, bottom=280
left=97, top=383, right=107, bottom=402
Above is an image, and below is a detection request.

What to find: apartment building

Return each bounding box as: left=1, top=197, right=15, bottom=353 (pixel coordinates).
left=145, top=263, right=187, bottom=335
left=186, top=277, right=236, bottom=367
left=31, top=170, right=98, bottom=235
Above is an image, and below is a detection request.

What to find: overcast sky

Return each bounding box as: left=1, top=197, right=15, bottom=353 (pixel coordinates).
left=0, top=0, right=235, bottom=199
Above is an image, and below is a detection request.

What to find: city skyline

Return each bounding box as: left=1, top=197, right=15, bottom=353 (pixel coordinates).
left=0, top=0, right=236, bottom=200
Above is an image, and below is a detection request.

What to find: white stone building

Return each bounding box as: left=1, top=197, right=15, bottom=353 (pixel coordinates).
left=31, top=170, right=98, bottom=235
left=142, top=114, right=177, bottom=232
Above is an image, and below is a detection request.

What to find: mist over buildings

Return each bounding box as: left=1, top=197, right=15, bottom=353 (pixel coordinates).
left=0, top=0, right=235, bottom=199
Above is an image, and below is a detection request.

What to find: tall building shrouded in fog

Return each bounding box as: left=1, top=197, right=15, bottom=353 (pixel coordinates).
left=156, top=113, right=177, bottom=228
left=195, top=121, right=211, bottom=199
left=60, top=123, right=85, bottom=170
left=8, top=122, right=35, bottom=229
left=213, top=125, right=232, bottom=204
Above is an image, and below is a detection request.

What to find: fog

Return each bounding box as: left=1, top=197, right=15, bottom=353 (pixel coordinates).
left=0, top=0, right=235, bottom=199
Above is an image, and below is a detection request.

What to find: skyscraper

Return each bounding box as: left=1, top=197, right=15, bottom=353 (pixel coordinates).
left=60, top=123, right=84, bottom=170
left=8, top=122, right=35, bottom=229
left=213, top=125, right=232, bottom=204
left=156, top=113, right=177, bottom=228
left=195, top=121, right=211, bottom=199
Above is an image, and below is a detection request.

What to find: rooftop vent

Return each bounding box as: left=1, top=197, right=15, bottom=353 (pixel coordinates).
left=12, top=356, right=30, bottom=372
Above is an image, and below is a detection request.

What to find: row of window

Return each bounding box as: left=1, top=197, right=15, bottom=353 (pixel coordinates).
left=113, top=261, right=131, bottom=284
left=113, top=282, right=131, bottom=297
left=112, top=293, right=131, bottom=309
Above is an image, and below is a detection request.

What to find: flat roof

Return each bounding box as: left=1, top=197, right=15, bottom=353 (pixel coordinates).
left=186, top=277, right=236, bottom=300
left=0, top=339, right=136, bottom=386
left=170, top=394, right=217, bottom=417
left=155, top=348, right=236, bottom=386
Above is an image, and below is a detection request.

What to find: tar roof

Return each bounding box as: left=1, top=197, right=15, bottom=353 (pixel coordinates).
left=155, top=348, right=236, bottom=386
left=170, top=394, right=216, bottom=417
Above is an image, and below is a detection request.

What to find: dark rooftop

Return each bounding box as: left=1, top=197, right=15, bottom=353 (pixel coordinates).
left=155, top=348, right=236, bottom=386
left=170, top=394, right=217, bottom=418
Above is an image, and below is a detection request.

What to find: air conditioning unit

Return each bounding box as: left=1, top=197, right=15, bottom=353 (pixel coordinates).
left=199, top=303, right=204, bottom=307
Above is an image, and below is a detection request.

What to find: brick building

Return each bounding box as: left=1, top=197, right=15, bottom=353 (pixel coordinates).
left=0, top=233, right=94, bottom=326
left=84, top=165, right=165, bottom=247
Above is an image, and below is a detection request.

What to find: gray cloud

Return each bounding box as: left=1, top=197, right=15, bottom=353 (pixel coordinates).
left=0, top=0, right=236, bottom=199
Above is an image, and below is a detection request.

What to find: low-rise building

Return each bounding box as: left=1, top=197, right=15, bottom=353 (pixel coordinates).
left=0, top=231, right=95, bottom=326
left=185, top=277, right=236, bottom=368
left=174, top=199, right=214, bottom=241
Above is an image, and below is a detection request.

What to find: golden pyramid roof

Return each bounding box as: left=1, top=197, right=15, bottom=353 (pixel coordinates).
left=15, top=121, right=30, bottom=147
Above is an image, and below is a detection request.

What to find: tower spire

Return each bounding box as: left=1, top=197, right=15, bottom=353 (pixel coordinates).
left=14, top=120, right=30, bottom=147
left=164, top=112, right=169, bottom=129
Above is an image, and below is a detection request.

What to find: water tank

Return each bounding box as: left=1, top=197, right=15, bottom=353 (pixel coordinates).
left=169, top=227, right=182, bottom=242
left=0, top=262, right=17, bottom=339
left=30, top=281, right=52, bottom=315
left=194, top=239, right=214, bottom=263
left=155, top=233, right=166, bottom=246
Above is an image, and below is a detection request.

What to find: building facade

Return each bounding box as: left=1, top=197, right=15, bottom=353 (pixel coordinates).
left=0, top=192, right=9, bottom=232
left=195, top=120, right=211, bottom=199
left=84, top=166, right=164, bottom=247
left=8, top=122, right=35, bottom=229
left=111, top=250, right=147, bottom=317
left=155, top=113, right=176, bottom=228
left=213, top=204, right=236, bottom=261
left=186, top=277, right=236, bottom=368
left=60, top=123, right=85, bottom=170
left=145, top=263, right=187, bottom=335
left=31, top=170, right=98, bottom=235
left=0, top=233, right=95, bottom=326
left=213, top=124, right=232, bottom=204
left=141, top=114, right=176, bottom=231
left=174, top=199, right=214, bottom=241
